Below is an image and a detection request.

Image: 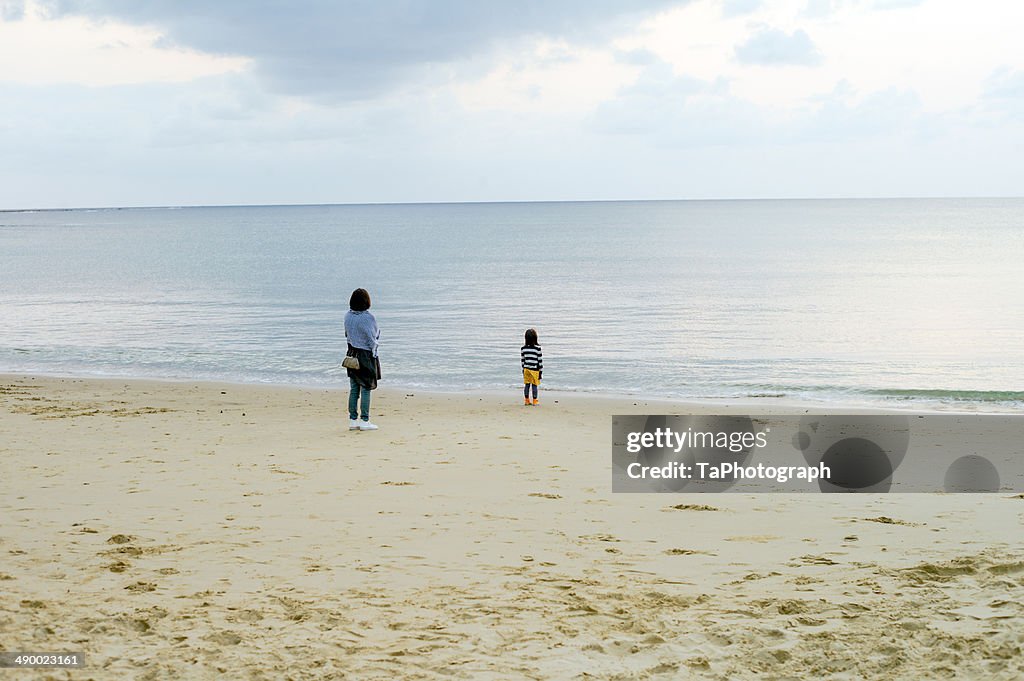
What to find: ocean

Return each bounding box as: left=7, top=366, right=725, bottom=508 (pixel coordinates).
left=2, top=199, right=1023, bottom=410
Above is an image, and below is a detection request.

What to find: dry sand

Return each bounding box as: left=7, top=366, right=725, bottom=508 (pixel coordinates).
left=1, top=374, right=1023, bottom=679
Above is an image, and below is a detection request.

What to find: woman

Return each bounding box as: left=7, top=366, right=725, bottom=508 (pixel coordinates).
left=344, top=287, right=382, bottom=431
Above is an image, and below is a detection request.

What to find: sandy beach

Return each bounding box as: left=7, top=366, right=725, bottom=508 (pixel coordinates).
left=2, top=374, right=1023, bottom=679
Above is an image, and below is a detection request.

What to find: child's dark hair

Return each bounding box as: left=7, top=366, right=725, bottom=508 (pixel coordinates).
left=349, top=288, right=371, bottom=312
left=525, top=328, right=538, bottom=346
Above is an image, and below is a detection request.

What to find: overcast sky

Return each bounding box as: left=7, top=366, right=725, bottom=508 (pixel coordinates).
left=1, top=0, right=1021, bottom=208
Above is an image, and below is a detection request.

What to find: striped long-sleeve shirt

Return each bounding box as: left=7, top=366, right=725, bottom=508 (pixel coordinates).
left=521, top=344, right=543, bottom=372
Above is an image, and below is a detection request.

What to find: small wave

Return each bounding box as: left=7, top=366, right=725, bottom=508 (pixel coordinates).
left=864, top=388, right=1024, bottom=403
left=739, top=383, right=1024, bottom=408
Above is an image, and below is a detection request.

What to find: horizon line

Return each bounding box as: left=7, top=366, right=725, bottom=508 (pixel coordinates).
left=2, top=194, right=1022, bottom=213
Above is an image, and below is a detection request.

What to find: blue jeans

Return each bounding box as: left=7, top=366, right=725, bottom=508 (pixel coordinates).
left=349, top=377, right=371, bottom=421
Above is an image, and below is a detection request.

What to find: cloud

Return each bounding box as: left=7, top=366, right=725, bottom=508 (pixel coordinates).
left=19, top=0, right=686, bottom=101
left=614, top=48, right=661, bottom=66
left=0, top=9, right=248, bottom=86
left=980, top=67, right=1024, bottom=120
left=590, top=60, right=768, bottom=145
left=590, top=58, right=932, bottom=151
left=984, top=67, right=1024, bottom=101
left=735, top=27, right=822, bottom=66
left=798, top=84, right=927, bottom=142
left=0, top=0, right=23, bottom=19
left=802, top=0, right=925, bottom=17
left=722, top=0, right=761, bottom=18
left=801, top=0, right=836, bottom=19
left=871, top=0, right=926, bottom=9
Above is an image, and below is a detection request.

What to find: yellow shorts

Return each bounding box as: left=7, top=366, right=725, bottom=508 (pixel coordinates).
left=523, top=368, right=541, bottom=386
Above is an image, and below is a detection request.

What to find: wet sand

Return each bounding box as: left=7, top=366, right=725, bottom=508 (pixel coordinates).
left=1, top=374, right=1022, bottom=679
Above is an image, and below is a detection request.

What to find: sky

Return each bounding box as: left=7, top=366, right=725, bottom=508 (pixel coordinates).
left=0, top=0, right=1021, bottom=208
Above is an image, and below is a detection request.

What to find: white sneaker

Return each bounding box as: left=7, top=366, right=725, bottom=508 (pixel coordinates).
left=349, top=420, right=360, bottom=430
left=358, top=421, right=379, bottom=431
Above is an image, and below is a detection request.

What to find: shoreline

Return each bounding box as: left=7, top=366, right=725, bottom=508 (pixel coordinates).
left=2, top=371, right=1010, bottom=416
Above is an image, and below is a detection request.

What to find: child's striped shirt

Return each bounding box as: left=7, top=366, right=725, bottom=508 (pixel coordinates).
left=521, top=345, right=543, bottom=371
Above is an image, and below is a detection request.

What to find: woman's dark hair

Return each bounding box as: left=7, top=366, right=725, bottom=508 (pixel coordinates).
left=525, top=328, right=538, bottom=346
left=349, top=288, right=371, bottom=312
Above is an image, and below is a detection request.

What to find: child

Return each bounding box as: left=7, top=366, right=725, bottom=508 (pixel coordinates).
left=521, top=328, right=543, bottom=406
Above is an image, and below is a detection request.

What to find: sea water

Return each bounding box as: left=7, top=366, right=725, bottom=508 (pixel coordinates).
left=2, top=199, right=1022, bottom=409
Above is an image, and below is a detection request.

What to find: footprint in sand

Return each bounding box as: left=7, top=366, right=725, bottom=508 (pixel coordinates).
left=664, top=548, right=715, bottom=556
left=666, top=504, right=720, bottom=512
left=724, top=535, right=781, bottom=543
left=862, top=516, right=920, bottom=526
left=125, top=581, right=157, bottom=593
left=118, top=617, right=153, bottom=633
left=987, top=560, right=1024, bottom=575
left=227, top=610, right=264, bottom=624
left=788, top=554, right=839, bottom=566
left=898, top=559, right=978, bottom=583
left=205, top=631, right=243, bottom=646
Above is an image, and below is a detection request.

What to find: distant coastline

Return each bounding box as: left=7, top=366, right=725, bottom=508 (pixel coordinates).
left=3, top=195, right=1023, bottom=214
